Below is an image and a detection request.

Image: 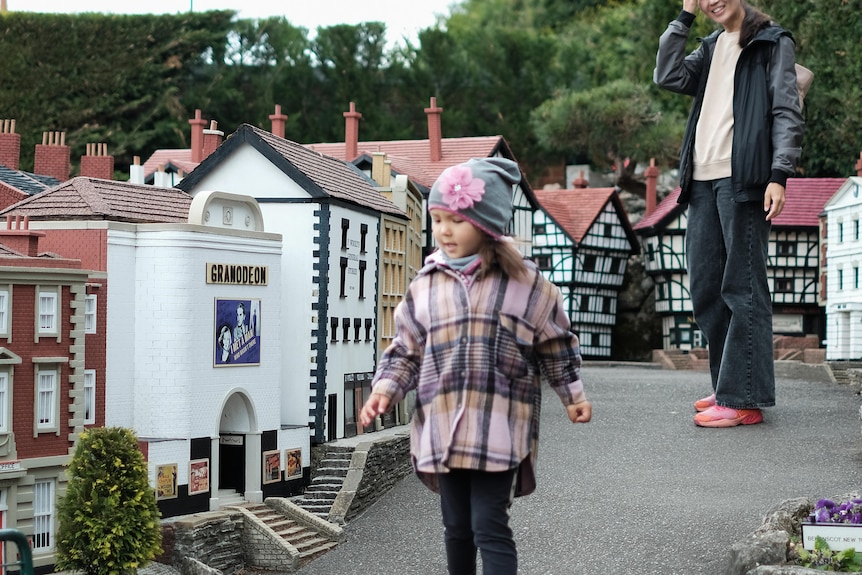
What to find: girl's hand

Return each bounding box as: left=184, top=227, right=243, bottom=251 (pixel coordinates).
left=566, top=400, right=592, bottom=424
left=359, top=393, right=391, bottom=427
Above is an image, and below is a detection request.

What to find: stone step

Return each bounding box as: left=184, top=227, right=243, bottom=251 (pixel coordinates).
left=298, top=541, right=339, bottom=561
left=300, top=490, right=339, bottom=500
left=314, top=467, right=348, bottom=477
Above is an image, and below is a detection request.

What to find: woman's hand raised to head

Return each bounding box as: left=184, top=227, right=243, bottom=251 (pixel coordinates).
left=683, top=0, right=698, bottom=15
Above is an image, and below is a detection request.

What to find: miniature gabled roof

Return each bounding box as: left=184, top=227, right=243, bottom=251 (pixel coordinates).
left=824, top=176, right=862, bottom=212
left=142, top=149, right=195, bottom=180
left=0, top=164, right=60, bottom=196
left=177, top=124, right=407, bottom=219
left=307, top=136, right=515, bottom=190
left=0, top=177, right=192, bottom=223
left=534, top=187, right=639, bottom=254
left=632, top=187, right=685, bottom=236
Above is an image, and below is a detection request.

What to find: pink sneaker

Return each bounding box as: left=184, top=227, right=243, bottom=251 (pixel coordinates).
left=694, top=393, right=716, bottom=412
left=694, top=405, right=763, bottom=428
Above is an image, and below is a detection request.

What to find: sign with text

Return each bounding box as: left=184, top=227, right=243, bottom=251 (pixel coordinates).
left=802, top=523, right=862, bottom=551
left=207, top=263, right=268, bottom=285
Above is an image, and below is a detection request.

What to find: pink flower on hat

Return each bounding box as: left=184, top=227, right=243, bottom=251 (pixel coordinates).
left=438, top=165, right=485, bottom=210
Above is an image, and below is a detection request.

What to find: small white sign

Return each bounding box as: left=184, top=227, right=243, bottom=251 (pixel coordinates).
left=802, top=523, right=862, bottom=551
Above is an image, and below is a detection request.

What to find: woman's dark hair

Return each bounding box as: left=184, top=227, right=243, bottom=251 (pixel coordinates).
left=739, top=1, right=773, bottom=47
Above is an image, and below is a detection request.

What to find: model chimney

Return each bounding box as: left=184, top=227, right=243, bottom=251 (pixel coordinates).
left=80, top=143, right=115, bottom=180
left=572, top=170, right=589, bottom=189
left=0, top=119, right=20, bottom=170
left=188, top=109, right=207, bottom=163
left=269, top=104, right=288, bottom=139
left=645, top=158, right=660, bottom=216
left=34, top=131, right=70, bottom=182
left=856, top=151, right=862, bottom=178
left=425, top=97, right=443, bottom=162
left=371, top=152, right=391, bottom=187
left=0, top=215, right=45, bottom=257
left=201, top=120, right=224, bottom=159
left=343, top=102, right=362, bottom=161
left=130, top=156, right=145, bottom=184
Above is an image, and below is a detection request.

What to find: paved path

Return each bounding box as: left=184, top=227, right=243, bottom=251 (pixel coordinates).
left=296, top=366, right=862, bottom=575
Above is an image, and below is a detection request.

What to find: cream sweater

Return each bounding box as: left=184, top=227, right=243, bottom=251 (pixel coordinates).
left=693, top=31, right=742, bottom=181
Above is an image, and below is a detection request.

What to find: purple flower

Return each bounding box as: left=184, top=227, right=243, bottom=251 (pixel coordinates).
left=815, top=506, right=833, bottom=523
left=437, top=165, right=485, bottom=210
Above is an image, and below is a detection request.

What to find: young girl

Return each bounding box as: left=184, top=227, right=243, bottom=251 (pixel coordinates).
left=359, top=157, right=592, bottom=575
left=654, top=0, right=804, bottom=427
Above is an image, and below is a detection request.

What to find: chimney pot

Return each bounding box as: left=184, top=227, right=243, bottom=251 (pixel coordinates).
left=0, top=118, right=21, bottom=170
left=269, top=104, right=288, bottom=138
left=34, top=130, right=71, bottom=181
left=188, top=109, right=207, bottom=163
left=343, top=102, right=362, bottom=160
left=645, top=158, right=660, bottom=217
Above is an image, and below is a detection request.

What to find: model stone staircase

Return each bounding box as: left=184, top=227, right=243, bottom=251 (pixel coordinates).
left=241, top=502, right=339, bottom=564
left=291, top=446, right=353, bottom=520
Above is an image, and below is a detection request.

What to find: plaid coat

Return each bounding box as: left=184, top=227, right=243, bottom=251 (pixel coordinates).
left=371, top=253, right=585, bottom=497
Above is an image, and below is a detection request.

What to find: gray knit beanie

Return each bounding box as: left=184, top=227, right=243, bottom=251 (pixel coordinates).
left=428, top=157, right=521, bottom=240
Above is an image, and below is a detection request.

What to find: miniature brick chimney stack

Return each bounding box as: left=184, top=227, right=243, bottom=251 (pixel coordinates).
left=130, top=156, right=144, bottom=184
left=856, top=151, right=862, bottom=177
left=0, top=0, right=6, bottom=13
left=201, top=120, right=224, bottom=159
left=80, top=143, right=115, bottom=180
left=269, top=104, right=288, bottom=139
left=343, top=102, right=362, bottom=160
left=0, top=119, right=20, bottom=170
left=572, top=170, right=589, bottom=189
left=425, top=97, right=443, bottom=162
left=189, top=109, right=207, bottom=163
left=0, top=215, right=45, bottom=257
left=34, top=131, right=70, bottom=182
left=645, top=158, right=660, bottom=217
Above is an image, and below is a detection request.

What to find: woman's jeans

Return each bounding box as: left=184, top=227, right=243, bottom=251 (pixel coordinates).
left=686, top=178, right=775, bottom=409
left=438, top=468, right=518, bottom=575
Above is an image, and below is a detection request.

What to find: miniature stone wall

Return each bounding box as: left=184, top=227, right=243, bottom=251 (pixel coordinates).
left=162, top=510, right=244, bottom=575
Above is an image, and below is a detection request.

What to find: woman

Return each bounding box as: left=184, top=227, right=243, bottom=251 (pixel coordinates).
left=654, top=0, right=804, bottom=427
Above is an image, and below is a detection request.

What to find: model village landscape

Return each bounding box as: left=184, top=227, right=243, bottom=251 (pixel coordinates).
left=2, top=88, right=862, bottom=571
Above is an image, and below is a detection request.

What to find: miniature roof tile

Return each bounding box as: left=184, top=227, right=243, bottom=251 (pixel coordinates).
left=142, top=149, right=194, bottom=179
left=773, top=178, right=846, bottom=228
left=0, top=176, right=192, bottom=223
left=534, top=187, right=639, bottom=252
left=306, top=136, right=508, bottom=189
left=632, top=187, right=684, bottom=235
left=0, top=164, right=60, bottom=196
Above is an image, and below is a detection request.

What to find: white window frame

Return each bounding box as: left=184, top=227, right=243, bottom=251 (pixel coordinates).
left=0, top=288, right=9, bottom=338
left=85, top=294, right=97, bottom=334
left=0, top=372, right=8, bottom=433
left=83, top=369, right=96, bottom=425
left=36, top=369, right=57, bottom=431
left=33, top=479, right=55, bottom=551
left=37, top=289, right=58, bottom=336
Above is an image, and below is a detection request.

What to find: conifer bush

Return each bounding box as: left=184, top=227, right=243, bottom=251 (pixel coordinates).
left=56, top=427, right=162, bottom=575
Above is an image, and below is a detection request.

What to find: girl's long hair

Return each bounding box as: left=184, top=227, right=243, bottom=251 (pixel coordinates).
left=476, top=235, right=529, bottom=281
left=739, top=1, right=773, bottom=47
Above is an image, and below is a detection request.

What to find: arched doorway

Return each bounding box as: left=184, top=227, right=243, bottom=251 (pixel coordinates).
left=211, top=389, right=263, bottom=509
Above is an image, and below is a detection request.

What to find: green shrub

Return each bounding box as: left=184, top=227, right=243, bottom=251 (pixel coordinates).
left=56, top=427, right=162, bottom=575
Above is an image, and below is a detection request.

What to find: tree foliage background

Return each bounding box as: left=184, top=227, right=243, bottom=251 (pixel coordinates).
left=0, top=0, right=859, bottom=183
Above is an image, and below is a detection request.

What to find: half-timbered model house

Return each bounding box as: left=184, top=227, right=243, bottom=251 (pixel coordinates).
left=0, top=179, right=300, bottom=528
left=176, top=124, right=408, bottom=444
left=304, top=98, right=540, bottom=259
left=532, top=177, right=639, bottom=358
left=635, top=162, right=844, bottom=351
left=822, top=167, right=862, bottom=359
left=0, top=218, right=92, bottom=572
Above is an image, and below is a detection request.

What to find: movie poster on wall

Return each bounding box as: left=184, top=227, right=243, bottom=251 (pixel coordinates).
left=214, top=298, right=261, bottom=366
left=156, top=463, right=178, bottom=500
left=189, top=459, right=210, bottom=495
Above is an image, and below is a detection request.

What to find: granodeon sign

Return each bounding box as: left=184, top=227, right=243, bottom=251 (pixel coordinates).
left=206, top=263, right=268, bottom=286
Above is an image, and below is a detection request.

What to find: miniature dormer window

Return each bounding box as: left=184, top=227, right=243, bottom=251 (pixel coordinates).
left=341, top=218, right=350, bottom=250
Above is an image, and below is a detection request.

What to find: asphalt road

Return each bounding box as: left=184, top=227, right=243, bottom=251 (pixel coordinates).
left=295, top=366, right=862, bottom=575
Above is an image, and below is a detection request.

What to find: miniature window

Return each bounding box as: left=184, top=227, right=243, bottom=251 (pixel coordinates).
left=341, top=218, right=350, bottom=250
left=37, top=289, right=59, bottom=336
left=85, top=294, right=97, bottom=334
left=339, top=257, right=348, bottom=298
left=364, top=318, right=373, bottom=341
left=33, top=479, right=55, bottom=550
left=582, top=254, right=597, bottom=272
left=342, top=318, right=350, bottom=341
left=358, top=261, right=367, bottom=300
left=353, top=318, right=361, bottom=342
left=839, top=223, right=845, bottom=243
left=775, top=279, right=794, bottom=293
left=534, top=224, right=546, bottom=236
left=84, top=369, right=96, bottom=424
left=36, top=368, right=57, bottom=430
left=330, top=317, right=339, bottom=342
left=0, top=372, right=7, bottom=433
left=776, top=241, right=796, bottom=256
left=535, top=255, right=552, bottom=270
left=0, top=289, right=8, bottom=337
left=360, top=224, right=368, bottom=254
left=838, top=269, right=845, bottom=290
